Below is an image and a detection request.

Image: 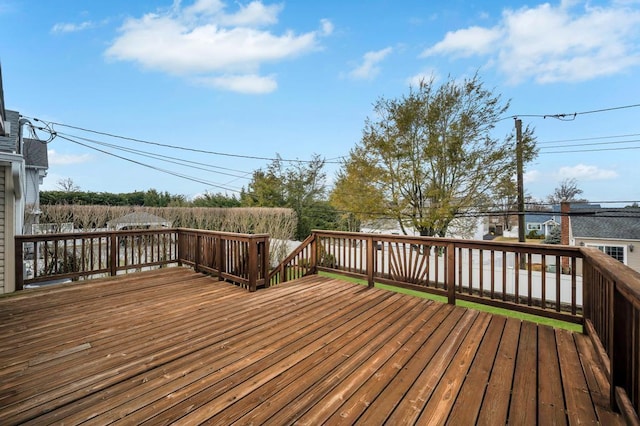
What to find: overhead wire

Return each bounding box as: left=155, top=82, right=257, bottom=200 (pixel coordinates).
left=56, top=134, right=244, bottom=194
left=55, top=131, right=253, bottom=180
left=537, top=133, right=640, bottom=145
left=25, top=116, right=340, bottom=164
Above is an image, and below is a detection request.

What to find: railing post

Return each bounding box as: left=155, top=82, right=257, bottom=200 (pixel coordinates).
left=261, top=237, right=270, bottom=288
left=582, top=260, right=591, bottom=334
left=176, top=230, right=183, bottom=266
left=447, top=242, right=456, bottom=305
left=310, top=233, right=317, bottom=274
left=15, top=238, right=24, bottom=291
left=110, top=234, right=117, bottom=276
left=367, top=236, right=375, bottom=288
left=611, top=285, right=627, bottom=413
left=248, top=238, right=258, bottom=292
left=217, top=236, right=225, bottom=281
left=195, top=234, right=201, bottom=273
left=608, top=278, right=616, bottom=410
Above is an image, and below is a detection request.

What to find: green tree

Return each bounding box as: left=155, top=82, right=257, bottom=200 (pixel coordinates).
left=332, top=74, right=537, bottom=237
left=543, top=225, right=561, bottom=244
left=192, top=192, right=240, bottom=207
left=241, top=154, right=333, bottom=239
left=241, top=158, right=286, bottom=207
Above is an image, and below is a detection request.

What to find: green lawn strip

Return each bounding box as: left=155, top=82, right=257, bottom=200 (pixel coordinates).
left=319, top=271, right=581, bottom=333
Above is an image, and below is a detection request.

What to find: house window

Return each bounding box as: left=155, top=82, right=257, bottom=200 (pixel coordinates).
left=591, top=245, right=625, bottom=263
left=527, top=223, right=542, bottom=231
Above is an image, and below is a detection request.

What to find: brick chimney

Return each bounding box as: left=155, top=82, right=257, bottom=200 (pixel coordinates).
left=560, top=201, right=570, bottom=245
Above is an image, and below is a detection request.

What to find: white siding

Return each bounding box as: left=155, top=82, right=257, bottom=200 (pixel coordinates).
left=0, top=168, right=5, bottom=293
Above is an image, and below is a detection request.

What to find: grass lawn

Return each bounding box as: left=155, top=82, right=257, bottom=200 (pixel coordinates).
left=319, top=271, right=582, bottom=333
left=493, top=236, right=545, bottom=244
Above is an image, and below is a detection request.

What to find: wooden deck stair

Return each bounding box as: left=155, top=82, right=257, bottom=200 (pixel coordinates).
left=0, top=268, right=623, bottom=424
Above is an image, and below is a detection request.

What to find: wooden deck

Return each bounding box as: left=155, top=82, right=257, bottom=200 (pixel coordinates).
left=0, top=268, right=622, bottom=425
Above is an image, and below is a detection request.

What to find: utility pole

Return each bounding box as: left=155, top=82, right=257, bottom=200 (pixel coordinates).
left=515, top=118, right=525, bottom=244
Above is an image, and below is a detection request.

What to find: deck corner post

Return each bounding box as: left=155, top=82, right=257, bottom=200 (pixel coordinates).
left=582, top=261, right=591, bottom=334
left=446, top=242, right=456, bottom=305
left=110, top=234, right=117, bottom=276
left=195, top=234, right=201, bottom=273
left=367, top=236, right=375, bottom=288
left=310, top=233, right=318, bottom=274
left=217, top=236, right=225, bottom=281
left=176, top=229, right=183, bottom=266
left=248, top=238, right=258, bottom=292
left=15, top=237, right=24, bottom=291
left=610, top=285, right=627, bottom=413
left=261, top=237, right=269, bottom=288
left=608, top=278, right=617, bottom=411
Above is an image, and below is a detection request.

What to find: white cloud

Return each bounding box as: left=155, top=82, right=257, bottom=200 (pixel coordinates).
left=524, top=169, right=542, bottom=183
left=348, top=47, right=393, bottom=80
left=105, top=0, right=331, bottom=93
left=51, top=21, right=95, bottom=34
left=422, top=1, right=640, bottom=84
left=406, top=69, right=439, bottom=87
left=423, top=26, right=501, bottom=58
left=194, top=73, right=277, bottom=94
left=320, top=18, right=334, bottom=36
left=557, top=164, right=619, bottom=180
left=48, top=149, right=92, bottom=165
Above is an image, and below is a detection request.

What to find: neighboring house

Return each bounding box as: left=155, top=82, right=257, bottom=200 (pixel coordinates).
left=570, top=207, right=640, bottom=272
left=360, top=217, right=483, bottom=240
left=360, top=218, right=417, bottom=236
left=0, top=67, right=48, bottom=293
left=523, top=212, right=560, bottom=238
left=107, top=212, right=172, bottom=230
left=0, top=79, right=26, bottom=293
left=23, top=138, right=48, bottom=234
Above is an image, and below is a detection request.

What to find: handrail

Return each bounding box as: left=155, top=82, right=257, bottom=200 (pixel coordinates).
left=268, top=234, right=316, bottom=285
left=581, top=247, right=640, bottom=422
left=304, top=230, right=584, bottom=323
left=15, top=228, right=270, bottom=292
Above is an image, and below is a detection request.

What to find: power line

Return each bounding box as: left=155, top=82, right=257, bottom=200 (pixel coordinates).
left=539, top=145, right=640, bottom=154
left=57, top=134, right=244, bottom=194
left=537, top=133, right=640, bottom=145
left=503, top=102, right=640, bottom=122
left=27, top=116, right=339, bottom=164
left=540, top=138, right=640, bottom=150
left=55, top=131, right=253, bottom=180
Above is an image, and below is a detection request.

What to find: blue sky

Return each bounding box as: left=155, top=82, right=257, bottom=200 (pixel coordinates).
left=1, top=0, right=639, bottom=205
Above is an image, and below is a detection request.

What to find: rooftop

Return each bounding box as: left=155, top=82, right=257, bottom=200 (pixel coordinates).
left=0, top=268, right=621, bottom=424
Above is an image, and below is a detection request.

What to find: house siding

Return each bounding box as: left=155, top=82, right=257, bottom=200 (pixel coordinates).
left=576, top=237, right=640, bottom=273
left=0, top=168, right=5, bottom=293
left=0, top=110, right=18, bottom=152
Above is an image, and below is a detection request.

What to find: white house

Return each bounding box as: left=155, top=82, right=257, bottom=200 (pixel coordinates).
left=0, top=68, right=48, bottom=293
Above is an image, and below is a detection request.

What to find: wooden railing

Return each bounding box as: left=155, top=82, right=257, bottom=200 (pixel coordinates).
left=581, top=247, right=640, bottom=423
left=177, top=229, right=269, bottom=291
left=15, top=228, right=269, bottom=292
left=268, top=234, right=316, bottom=285
left=271, top=230, right=584, bottom=323
left=268, top=229, right=639, bottom=419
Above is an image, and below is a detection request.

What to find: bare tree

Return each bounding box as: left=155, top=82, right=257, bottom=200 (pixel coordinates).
left=56, top=178, right=80, bottom=192
left=548, top=178, right=585, bottom=204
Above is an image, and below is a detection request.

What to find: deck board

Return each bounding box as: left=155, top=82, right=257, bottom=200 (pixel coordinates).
left=0, top=268, right=624, bottom=425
